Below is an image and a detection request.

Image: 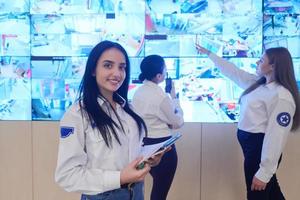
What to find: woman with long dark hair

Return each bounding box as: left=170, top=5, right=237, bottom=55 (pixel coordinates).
left=196, top=45, right=300, bottom=200
left=55, top=41, right=164, bottom=200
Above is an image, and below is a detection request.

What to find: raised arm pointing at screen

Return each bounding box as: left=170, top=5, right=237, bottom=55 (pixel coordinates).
left=196, top=43, right=300, bottom=200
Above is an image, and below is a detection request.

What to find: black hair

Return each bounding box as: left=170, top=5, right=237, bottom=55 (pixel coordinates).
left=138, top=54, right=165, bottom=81
left=78, top=40, right=147, bottom=147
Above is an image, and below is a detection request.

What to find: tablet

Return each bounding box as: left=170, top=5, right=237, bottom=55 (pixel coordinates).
left=161, top=133, right=182, bottom=150
left=137, top=133, right=182, bottom=169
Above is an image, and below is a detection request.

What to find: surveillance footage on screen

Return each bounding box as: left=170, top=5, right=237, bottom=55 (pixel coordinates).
left=0, top=0, right=299, bottom=121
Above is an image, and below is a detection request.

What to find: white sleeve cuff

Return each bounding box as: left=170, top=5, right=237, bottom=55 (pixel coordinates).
left=255, top=168, right=272, bottom=183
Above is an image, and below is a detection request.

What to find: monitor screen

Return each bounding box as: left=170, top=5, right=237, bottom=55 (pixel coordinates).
left=0, top=0, right=299, bottom=122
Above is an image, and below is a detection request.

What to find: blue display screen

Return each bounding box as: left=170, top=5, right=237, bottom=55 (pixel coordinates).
left=0, top=0, right=299, bottom=121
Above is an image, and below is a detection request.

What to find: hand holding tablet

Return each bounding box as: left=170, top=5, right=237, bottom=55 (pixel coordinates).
left=137, top=133, right=182, bottom=169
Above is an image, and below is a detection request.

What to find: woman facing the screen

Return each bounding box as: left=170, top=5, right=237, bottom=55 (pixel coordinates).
left=132, top=55, right=184, bottom=200
left=196, top=44, right=300, bottom=200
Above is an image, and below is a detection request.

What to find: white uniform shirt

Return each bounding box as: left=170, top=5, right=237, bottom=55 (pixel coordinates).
left=132, top=80, right=184, bottom=138
left=55, top=98, right=143, bottom=195
left=209, top=53, right=296, bottom=183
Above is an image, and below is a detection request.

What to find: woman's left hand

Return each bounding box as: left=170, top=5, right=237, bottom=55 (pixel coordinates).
left=146, top=147, right=171, bottom=167
left=251, top=176, right=267, bottom=191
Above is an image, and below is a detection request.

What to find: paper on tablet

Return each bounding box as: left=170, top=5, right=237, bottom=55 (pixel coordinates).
left=139, top=133, right=182, bottom=163
left=139, top=141, right=167, bottom=162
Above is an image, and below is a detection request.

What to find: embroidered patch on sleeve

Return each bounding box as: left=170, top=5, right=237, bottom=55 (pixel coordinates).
left=60, top=127, right=74, bottom=138
left=276, top=112, right=291, bottom=127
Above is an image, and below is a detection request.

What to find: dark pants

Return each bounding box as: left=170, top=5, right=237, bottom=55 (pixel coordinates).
left=237, top=129, right=285, bottom=200
left=143, top=136, right=178, bottom=200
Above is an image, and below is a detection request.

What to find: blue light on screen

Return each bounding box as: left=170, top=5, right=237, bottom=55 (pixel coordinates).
left=0, top=0, right=299, bottom=121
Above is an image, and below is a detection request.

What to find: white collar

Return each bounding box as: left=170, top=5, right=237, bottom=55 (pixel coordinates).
left=97, top=93, right=126, bottom=108
left=144, top=80, right=159, bottom=88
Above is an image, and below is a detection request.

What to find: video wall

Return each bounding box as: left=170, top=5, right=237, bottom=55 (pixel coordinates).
left=0, top=0, right=299, bottom=121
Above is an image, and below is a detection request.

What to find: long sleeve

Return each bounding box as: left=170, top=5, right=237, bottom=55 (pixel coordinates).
left=208, top=53, right=258, bottom=89
left=255, top=98, right=295, bottom=183
left=159, top=95, right=184, bottom=129
left=55, top=106, right=120, bottom=195
left=132, top=80, right=184, bottom=137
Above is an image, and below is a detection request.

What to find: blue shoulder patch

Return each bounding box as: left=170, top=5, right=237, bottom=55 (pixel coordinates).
left=276, top=112, right=291, bottom=127
left=60, top=126, right=74, bottom=138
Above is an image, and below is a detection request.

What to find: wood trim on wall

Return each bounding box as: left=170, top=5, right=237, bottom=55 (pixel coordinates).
left=0, top=121, right=299, bottom=200
left=0, top=121, right=33, bottom=200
